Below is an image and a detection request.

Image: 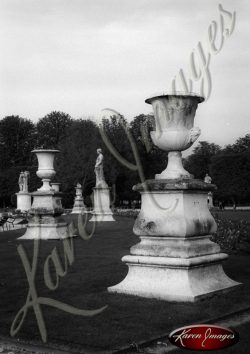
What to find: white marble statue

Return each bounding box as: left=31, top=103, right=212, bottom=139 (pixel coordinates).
left=204, top=173, right=212, bottom=184
left=17, top=170, right=31, bottom=211
left=95, top=149, right=108, bottom=188
left=18, top=171, right=25, bottom=191
left=23, top=171, right=30, bottom=192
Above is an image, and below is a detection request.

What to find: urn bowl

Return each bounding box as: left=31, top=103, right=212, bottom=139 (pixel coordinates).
left=32, top=149, right=59, bottom=190
left=145, top=92, right=204, bottom=179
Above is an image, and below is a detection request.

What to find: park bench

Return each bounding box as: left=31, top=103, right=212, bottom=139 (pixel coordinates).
left=0, top=212, right=29, bottom=231
left=0, top=215, right=9, bottom=231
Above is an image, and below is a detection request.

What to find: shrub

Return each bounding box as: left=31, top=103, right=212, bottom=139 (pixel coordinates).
left=211, top=213, right=250, bottom=253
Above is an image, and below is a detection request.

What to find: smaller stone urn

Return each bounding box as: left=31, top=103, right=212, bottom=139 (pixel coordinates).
left=71, top=183, right=86, bottom=214
left=32, top=149, right=59, bottom=191
left=146, top=92, right=203, bottom=179
left=19, top=149, right=71, bottom=240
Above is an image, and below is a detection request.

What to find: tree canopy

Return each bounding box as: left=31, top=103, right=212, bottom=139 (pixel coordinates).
left=184, top=141, right=221, bottom=179
left=36, top=111, right=72, bottom=149
left=0, top=112, right=250, bottom=208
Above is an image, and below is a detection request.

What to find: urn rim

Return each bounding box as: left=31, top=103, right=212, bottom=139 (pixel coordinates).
left=32, top=149, right=60, bottom=154
left=145, top=91, right=204, bottom=104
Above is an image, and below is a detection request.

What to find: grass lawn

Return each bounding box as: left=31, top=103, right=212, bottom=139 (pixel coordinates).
left=0, top=214, right=250, bottom=353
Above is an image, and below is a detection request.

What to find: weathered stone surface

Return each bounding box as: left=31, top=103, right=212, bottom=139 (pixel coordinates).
left=133, top=189, right=216, bottom=237
left=90, top=187, right=115, bottom=222
left=145, top=94, right=204, bottom=179
left=29, top=191, right=64, bottom=216
left=16, top=192, right=31, bottom=212
left=109, top=182, right=240, bottom=301
left=109, top=94, right=240, bottom=301
left=19, top=222, right=71, bottom=240
left=109, top=253, right=239, bottom=302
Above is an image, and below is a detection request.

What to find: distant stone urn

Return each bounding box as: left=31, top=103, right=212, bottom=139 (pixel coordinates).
left=32, top=149, right=59, bottom=191
left=145, top=92, right=204, bottom=179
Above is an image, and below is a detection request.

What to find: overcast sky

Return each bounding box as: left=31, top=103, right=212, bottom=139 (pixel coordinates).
left=0, top=0, right=249, bottom=150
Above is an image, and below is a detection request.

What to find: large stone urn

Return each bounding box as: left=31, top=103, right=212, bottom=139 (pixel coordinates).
left=34, top=149, right=59, bottom=191
left=19, top=150, right=71, bottom=240
left=108, top=93, right=240, bottom=301
left=149, top=93, right=202, bottom=179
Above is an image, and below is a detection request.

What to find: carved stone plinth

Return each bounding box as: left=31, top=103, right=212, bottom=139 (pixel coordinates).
left=16, top=192, right=31, bottom=212
left=71, top=199, right=86, bottom=214
left=71, top=184, right=86, bottom=214
left=90, top=187, right=115, bottom=222
left=108, top=180, right=240, bottom=301
left=18, top=191, right=71, bottom=240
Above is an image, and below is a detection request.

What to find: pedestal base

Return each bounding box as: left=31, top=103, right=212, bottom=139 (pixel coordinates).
left=18, top=222, right=72, bottom=240
left=108, top=179, right=240, bottom=301
left=71, top=198, right=86, bottom=214
left=108, top=253, right=240, bottom=302
left=16, top=192, right=31, bottom=212
left=71, top=207, right=86, bottom=214
left=90, top=187, right=115, bottom=222
left=90, top=213, right=115, bottom=222
left=18, top=190, right=74, bottom=240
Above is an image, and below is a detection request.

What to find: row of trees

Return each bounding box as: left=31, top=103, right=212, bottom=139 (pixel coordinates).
left=184, top=137, right=250, bottom=205
left=0, top=111, right=249, bottom=208
left=0, top=112, right=166, bottom=208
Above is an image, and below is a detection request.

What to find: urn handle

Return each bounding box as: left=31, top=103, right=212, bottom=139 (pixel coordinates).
left=188, top=126, right=201, bottom=144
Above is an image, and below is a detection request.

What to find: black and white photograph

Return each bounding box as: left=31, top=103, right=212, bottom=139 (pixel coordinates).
left=0, top=0, right=250, bottom=353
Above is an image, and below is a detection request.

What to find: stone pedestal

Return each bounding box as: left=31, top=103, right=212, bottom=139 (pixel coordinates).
left=108, top=179, right=240, bottom=301
left=71, top=198, right=86, bottom=214
left=18, top=191, right=70, bottom=240
left=90, top=187, right=115, bottom=222
left=16, top=192, right=31, bottom=212
left=71, top=184, right=86, bottom=214
left=18, top=149, right=73, bottom=240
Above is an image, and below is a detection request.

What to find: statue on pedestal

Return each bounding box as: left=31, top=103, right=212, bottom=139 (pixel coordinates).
left=90, top=147, right=114, bottom=222
left=18, top=171, right=30, bottom=192
left=17, top=170, right=31, bottom=212
left=23, top=171, right=30, bottom=192
left=95, top=149, right=108, bottom=188
left=18, top=171, right=25, bottom=192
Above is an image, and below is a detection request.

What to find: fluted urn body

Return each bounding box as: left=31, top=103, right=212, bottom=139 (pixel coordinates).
left=32, top=149, right=59, bottom=191
left=146, top=93, right=204, bottom=179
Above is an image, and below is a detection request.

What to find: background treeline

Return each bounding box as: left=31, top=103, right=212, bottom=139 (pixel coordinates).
left=0, top=112, right=249, bottom=208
